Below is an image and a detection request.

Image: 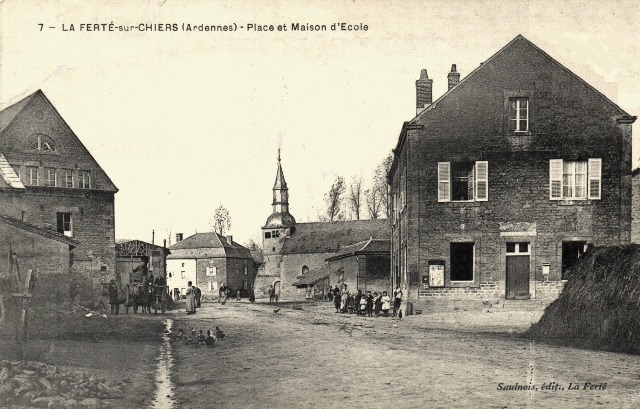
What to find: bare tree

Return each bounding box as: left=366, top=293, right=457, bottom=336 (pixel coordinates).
left=365, top=188, right=382, bottom=219
left=244, top=238, right=262, bottom=251
left=321, top=176, right=346, bottom=222
left=210, top=204, right=232, bottom=235
left=348, top=175, right=363, bottom=220
left=373, top=153, right=393, bottom=219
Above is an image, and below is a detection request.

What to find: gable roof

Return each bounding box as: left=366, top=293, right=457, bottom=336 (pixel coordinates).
left=411, top=35, right=631, bottom=125
left=0, top=90, right=118, bottom=193
left=0, top=92, right=34, bottom=135
left=168, top=232, right=252, bottom=259
left=0, top=213, right=78, bottom=247
left=281, top=219, right=389, bottom=254
left=326, top=238, right=390, bottom=261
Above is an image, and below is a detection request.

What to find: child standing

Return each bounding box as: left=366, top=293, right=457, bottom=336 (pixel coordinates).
left=374, top=292, right=382, bottom=316
left=359, top=294, right=367, bottom=316
left=381, top=291, right=391, bottom=317
left=365, top=291, right=374, bottom=317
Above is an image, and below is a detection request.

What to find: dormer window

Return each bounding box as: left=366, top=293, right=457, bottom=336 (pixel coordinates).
left=29, top=134, right=56, bottom=152
left=508, top=97, right=529, bottom=132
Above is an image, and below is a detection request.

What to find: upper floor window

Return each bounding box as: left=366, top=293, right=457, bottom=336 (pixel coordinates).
left=46, top=168, right=56, bottom=187
left=549, top=159, right=601, bottom=200
left=56, top=212, right=72, bottom=237
left=264, top=232, right=272, bottom=239
left=509, top=97, right=529, bottom=132
left=79, top=170, right=91, bottom=189
left=206, top=266, right=217, bottom=276
left=29, top=134, right=56, bottom=152
left=244, top=266, right=248, bottom=276
left=27, top=166, right=38, bottom=186
left=62, top=169, right=73, bottom=188
left=438, top=161, right=488, bottom=202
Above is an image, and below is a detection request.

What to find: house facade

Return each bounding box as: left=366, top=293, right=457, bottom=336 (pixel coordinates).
left=0, top=90, right=118, bottom=303
left=389, top=35, right=636, bottom=310
left=254, top=151, right=390, bottom=301
left=167, top=232, right=256, bottom=297
left=0, top=214, right=77, bottom=304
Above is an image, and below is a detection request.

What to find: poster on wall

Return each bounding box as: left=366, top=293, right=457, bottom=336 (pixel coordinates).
left=429, top=261, right=445, bottom=288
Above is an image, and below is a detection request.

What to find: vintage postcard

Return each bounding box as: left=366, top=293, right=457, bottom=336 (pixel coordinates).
left=0, top=0, right=638, bottom=408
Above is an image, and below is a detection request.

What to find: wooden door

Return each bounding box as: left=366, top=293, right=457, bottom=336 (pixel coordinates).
left=506, top=255, right=530, bottom=300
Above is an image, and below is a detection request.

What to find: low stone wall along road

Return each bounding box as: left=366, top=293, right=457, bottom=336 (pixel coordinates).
left=169, top=301, right=640, bottom=409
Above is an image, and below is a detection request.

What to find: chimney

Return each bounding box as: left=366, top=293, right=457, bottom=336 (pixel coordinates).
left=415, top=69, right=433, bottom=115
left=448, top=64, right=460, bottom=91
left=226, top=235, right=233, bottom=244
left=176, top=233, right=183, bottom=242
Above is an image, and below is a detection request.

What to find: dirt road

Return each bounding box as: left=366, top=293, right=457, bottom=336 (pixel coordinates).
left=171, top=301, right=640, bottom=409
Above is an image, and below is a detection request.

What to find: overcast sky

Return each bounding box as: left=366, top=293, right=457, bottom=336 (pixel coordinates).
left=1, top=0, right=638, bottom=246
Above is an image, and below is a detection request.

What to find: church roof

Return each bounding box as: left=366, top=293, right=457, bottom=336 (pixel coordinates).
left=281, top=219, right=389, bottom=254
left=168, top=232, right=252, bottom=259
left=273, top=149, right=288, bottom=190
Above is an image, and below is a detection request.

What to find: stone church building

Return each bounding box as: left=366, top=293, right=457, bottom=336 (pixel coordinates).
left=253, top=151, right=390, bottom=301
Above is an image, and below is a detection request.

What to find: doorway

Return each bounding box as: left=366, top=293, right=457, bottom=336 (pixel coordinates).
left=505, top=242, right=530, bottom=300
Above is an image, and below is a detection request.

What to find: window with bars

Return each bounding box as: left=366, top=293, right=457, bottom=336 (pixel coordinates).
left=549, top=159, right=601, bottom=200
left=509, top=97, right=529, bottom=132
left=438, top=161, right=488, bottom=202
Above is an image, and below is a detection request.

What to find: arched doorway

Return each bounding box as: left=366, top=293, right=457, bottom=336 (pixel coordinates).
left=273, top=280, right=281, bottom=302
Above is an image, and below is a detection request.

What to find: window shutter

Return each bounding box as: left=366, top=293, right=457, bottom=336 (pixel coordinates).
left=475, top=161, right=488, bottom=201
left=437, top=162, right=451, bottom=202
left=549, top=159, right=563, bottom=200
left=588, top=158, right=601, bottom=200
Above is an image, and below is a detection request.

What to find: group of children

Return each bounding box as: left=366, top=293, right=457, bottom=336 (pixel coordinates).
left=331, top=286, right=394, bottom=317
left=174, top=326, right=225, bottom=348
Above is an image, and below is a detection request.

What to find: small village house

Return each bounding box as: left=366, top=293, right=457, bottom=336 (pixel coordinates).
left=167, top=232, right=256, bottom=297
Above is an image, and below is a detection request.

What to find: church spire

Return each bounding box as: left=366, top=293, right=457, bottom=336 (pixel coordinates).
left=263, top=149, right=296, bottom=228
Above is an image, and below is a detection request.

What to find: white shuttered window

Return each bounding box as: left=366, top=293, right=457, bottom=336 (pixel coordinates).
left=588, top=159, right=602, bottom=199
left=549, top=159, right=601, bottom=200
left=438, top=161, right=488, bottom=202
left=475, top=161, right=488, bottom=201
left=437, top=162, right=451, bottom=202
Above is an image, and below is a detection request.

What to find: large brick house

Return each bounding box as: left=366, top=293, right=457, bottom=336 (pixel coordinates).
left=388, top=35, right=636, bottom=310
left=253, top=151, right=390, bottom=301
left=0, top=90, right=118, bottom=303
left=166, top=232, right=257, bottom=297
